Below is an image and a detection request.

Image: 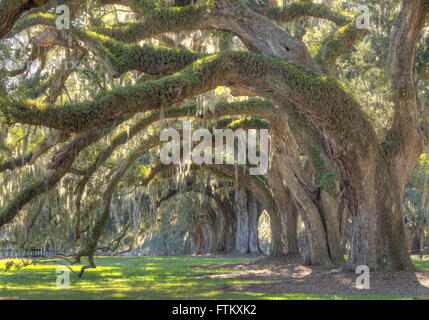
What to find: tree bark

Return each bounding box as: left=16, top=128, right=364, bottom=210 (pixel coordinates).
left=247, top=190, right=262, bottom=255
left=270, top=130, right=335, bottom=267
left=214, top=207, right=227, bottom=253
left=235, top=186, right=250, bottom=254
left=191, top=224, right=204, bottom=255
left=345, top=156, right=416, bottom=270
left=267, top=165, right=300, bottom=256
left=204, top=212, right=217, bottom=254
left=282, top=191, right=299, bottom=255
left=213, top=193, right=236, bottom=253
left=268, top=209, right=285, bottom=257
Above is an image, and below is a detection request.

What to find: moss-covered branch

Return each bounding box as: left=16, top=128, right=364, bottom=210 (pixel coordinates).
left=8, top=1, right=320, bottom=73
left=94, top=4, right=214, bottom=44
left=97, top=1, right=320, bottom=72
left=6, top=12, right=57, bottom=38
left=6, top=13, right=203, bottom=78
left=0, top=50, right=375, bottom=151
left=76, top=30, right=204, bottom=77
left=316, top=20, right=368, bottom=75
left=257, top=1, right=350, bottom=26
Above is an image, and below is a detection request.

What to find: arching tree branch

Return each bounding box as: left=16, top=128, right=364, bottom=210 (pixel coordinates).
left=317, top=19, right=368, bottom=75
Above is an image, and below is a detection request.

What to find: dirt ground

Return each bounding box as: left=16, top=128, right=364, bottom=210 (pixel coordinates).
left=202, top=255, right=429, bottom=298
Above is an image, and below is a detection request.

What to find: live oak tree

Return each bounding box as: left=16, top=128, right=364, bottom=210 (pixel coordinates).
left=0, top=0, right=428, bottom=271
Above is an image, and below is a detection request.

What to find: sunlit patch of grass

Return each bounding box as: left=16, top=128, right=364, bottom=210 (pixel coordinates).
left=1, top=256, right=429, bottom=299
left=0, top=256, right=257, bottom=300
left=413, top=258, right=429, bottom=271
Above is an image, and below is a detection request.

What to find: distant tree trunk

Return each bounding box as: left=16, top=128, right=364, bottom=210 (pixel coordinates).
left=235, top=186, right=250, bottom=254
left=191, top=224, right=204, bottom=255
left=319, top=190, right=344, bottom=265
left=183, top=235, right=192, bottom=255
left=411, top=232, right=421, bottom=253
left=204, top=211, right=217, bottom=253
left=269, top=209, right=285, bottom=256
left=267, top=167, right=300, bottom=256
left=189, top=232, right=196, bottom=254
left=302, top=229, right=312, bottom=265
left=213, top=193, right=236, bottom=253
left=247, top=191, right=262, bottom=255
left=283, top=192, right=299, bottom=255
left=256, top=201, right=264, bottom=253
left=214, top=208, right=226, bottom=252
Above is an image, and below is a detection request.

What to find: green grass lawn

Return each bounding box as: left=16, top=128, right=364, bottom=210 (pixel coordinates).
left=0, top=256, right=428, bottom=300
